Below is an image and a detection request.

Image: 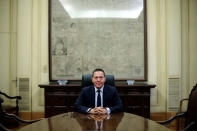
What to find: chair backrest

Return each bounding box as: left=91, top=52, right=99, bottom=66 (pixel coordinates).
left=185, top=84, right=197, bottom=126
left=81, top=74, right=115, bottom=87
left=0, top=98, right=4, bottom=113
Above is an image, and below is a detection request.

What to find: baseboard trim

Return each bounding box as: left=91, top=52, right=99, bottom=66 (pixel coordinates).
left=19, top=112, right=44, bottom=120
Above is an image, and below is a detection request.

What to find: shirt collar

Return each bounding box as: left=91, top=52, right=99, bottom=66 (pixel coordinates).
left=94, top=85, right=104, bottom=92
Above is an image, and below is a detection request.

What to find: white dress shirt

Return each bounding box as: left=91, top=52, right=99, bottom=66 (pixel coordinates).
left=87, top=85, right=111, bottom=114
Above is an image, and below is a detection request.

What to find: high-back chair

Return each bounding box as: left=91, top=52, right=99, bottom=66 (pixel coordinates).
left=0, top=90, right=22, bottom=129
left=158, top=84, right=197, bottom=131
left=81, top=74, right=115, bottom=87
left=0, top=92, right=40, bottom=130
left=184, top=84, right=197, bottom=126
left=0, top=91, right=21, bottom=116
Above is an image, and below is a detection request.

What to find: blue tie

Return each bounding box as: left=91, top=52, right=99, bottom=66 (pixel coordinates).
left=97, top=90, right=101, bottom=107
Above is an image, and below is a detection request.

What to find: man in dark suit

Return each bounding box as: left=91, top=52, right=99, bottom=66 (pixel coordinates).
left=75, top=68, right=123, bottom=114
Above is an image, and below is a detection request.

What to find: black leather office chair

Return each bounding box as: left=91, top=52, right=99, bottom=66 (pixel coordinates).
left=158, top=84, right=197, bottom=131
left=82, top=74, right=115, bottom=87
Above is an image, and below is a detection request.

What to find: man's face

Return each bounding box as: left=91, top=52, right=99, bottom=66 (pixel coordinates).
left=92, top=71, right=106, bottom=89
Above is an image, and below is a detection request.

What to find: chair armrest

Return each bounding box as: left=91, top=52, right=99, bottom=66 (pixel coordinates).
left=179, top=98, right=189, bottom=113
left=4, top=112, right=41, bottom=124
left=157, top=112, right=186, bottom=125
left=0, top=91, right=22, bottom=116
left=0, top=123, right=9, bottom=131
left=183, top=122, right=197, bottom=131
left=0, top=91, right=21, bottom=100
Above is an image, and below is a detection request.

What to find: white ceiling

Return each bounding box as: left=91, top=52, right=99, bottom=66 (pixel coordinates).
left=58, top=0, right=143, bottom=18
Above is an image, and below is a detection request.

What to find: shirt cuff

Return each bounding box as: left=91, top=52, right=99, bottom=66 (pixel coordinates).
left=105, top=107, right=111, bottom=114
left=87, top=108, right=92, bottom=113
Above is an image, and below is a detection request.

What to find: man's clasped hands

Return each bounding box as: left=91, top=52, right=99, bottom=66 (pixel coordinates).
left=89, top=107, right=108, bottom=114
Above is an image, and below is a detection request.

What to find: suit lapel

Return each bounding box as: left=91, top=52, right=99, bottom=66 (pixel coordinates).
left=90, top=86, right=95, bottom=107
left=103, top=85, right=107, bottom=107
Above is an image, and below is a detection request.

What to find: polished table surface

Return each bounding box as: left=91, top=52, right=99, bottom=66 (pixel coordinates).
left=19, top=112, right=171, bottom=131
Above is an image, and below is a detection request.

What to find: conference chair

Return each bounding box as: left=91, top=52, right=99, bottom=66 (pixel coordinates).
left=0, top=90, right=22, bottom=128
left=81, top=74, right=115, bottom=87
left=158, top=84, right=197, bottom=131
left=0, top=92, right=40, bottom=130
left=0, top=90, right=21, bottom=116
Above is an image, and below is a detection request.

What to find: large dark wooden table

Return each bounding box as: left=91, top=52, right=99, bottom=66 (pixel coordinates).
left=19, top=112, right=171, bottom=131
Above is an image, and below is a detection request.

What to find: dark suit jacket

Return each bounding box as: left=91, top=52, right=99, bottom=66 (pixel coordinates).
left=74, top=84, right=123, bottom=114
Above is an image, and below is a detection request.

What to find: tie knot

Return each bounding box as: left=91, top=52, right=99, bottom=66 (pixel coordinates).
left=97, top=89, right=101, bottom=93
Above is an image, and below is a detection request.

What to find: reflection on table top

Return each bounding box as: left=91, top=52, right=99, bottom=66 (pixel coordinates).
left=19, top=112, right=172, bottom=131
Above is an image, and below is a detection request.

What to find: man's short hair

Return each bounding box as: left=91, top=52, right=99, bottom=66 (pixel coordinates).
left=92, top=68, right=105, bottom=77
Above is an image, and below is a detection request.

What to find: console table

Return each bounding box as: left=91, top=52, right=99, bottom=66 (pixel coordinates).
left=39, top=83, right=155, bottom=118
